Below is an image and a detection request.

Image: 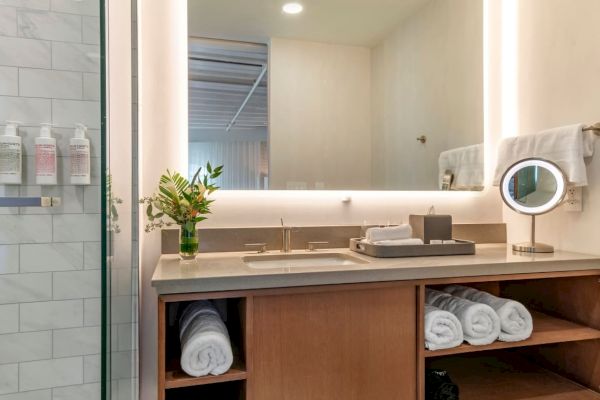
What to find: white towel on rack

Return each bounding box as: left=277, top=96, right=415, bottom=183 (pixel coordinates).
left=424, top=305, right=464, bottom=351
left=438, top=144, right=484, bottom=190
left=426, top=289, right=500, bottom=346
left=493, top=124, right=597, bottom=186
left=365, top=225, right=412, bottom=242
left=443, top=285, right=533, bottom=342
left=179, top=301, right=234, bottom=377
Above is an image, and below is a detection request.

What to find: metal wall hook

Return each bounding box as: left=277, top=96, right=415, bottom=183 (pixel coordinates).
left=416, top=135, right=427, bottom=144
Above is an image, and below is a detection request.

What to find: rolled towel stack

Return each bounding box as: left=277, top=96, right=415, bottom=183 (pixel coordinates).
left=364, top=225, right=423, bottom=246
left=444, top=285, right=533, bottom=342
left=179, top=300, right=234, bottom=377
left=426, top=289, right=500, bottom=346
left=424, top=305, right=464, bottom=350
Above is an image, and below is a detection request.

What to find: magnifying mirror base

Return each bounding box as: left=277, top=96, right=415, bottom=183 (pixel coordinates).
left=512, top=242, right=554, bottom=254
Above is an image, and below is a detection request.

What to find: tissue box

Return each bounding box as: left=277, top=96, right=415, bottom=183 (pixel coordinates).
left=409, top=214, right=452, bottom=244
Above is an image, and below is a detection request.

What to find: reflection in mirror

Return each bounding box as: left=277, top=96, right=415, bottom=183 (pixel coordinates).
left=188, top=0, right=484, bottom=190
left=507, top=166, right=558, bottom=208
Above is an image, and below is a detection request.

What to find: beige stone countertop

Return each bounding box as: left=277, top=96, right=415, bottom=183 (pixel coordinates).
left=151, top=244, right=600, bottom=295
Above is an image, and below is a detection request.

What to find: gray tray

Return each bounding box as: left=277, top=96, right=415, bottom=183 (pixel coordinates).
left=349, top=238, right=475, bottom=258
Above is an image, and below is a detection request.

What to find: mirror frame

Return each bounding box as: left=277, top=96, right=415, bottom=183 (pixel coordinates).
left=500, top=158, right=567, bottom=216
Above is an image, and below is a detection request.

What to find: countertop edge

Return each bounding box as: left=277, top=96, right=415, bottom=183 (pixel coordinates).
left=152, top=255, right=600, bottom=295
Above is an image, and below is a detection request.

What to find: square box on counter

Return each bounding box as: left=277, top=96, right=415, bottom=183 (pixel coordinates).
left=409, top=214, right=452, bottom=244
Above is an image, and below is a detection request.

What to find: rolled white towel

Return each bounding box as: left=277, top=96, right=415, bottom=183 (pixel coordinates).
left=426, top=289, right=500, bottom=346
left=444, top=285, right=533, bottom=342
left=179, top=300, right=234, bottom=377
left=424, top=305, right=464, bottom=351
left=365, top=225, right=412, bottom=242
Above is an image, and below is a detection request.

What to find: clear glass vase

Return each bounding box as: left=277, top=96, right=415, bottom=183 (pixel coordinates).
left=179, top=222, right=199, bottom=260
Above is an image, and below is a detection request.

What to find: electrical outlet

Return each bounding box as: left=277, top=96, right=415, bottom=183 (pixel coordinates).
left=563, top=186, right=583, bottom=212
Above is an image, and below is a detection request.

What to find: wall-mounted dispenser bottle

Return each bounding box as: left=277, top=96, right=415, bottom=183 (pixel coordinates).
left=35, top=123, right=57, bottom=185
left=0, top=121, right=22, bottom=185
left=70, top=123, right=90, bottom=185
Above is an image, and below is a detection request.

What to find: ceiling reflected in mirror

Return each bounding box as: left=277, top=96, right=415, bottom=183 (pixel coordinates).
left=188, top=0, right=484, bottom=191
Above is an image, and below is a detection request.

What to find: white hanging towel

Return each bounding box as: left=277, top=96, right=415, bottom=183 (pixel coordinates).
left=493, top=124, right=597, bottom=187
left=438, top=143, right=484, bottom=190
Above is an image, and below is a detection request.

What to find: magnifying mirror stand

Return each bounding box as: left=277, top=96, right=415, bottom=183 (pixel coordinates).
left=512, top=215, right=554, bottom=253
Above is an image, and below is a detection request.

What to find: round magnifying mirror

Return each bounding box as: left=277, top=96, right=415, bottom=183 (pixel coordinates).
left=500, top=158, right=567, bottom=253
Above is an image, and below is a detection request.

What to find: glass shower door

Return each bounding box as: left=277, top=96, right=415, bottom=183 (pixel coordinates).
left=104, top=0, right=139, bottom=398
left=0, top=0, right=106, bottom=399
left=0, top=1, right=138, bottom=399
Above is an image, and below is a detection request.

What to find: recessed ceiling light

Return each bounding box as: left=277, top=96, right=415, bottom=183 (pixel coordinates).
left=282, top=2, right=303, bottom=15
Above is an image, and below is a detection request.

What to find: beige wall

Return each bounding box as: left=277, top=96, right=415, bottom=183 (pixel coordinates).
left=503, top=0, right=600, bottom=255
left=269, top=38, right=372, bottom=190
left=135, top=2, right=506, bottom=399
left=137, top=1, right=188, bottom=399
left=371, top=0, right=484, bottom=190
left=128, top=1, right=600, bottom=396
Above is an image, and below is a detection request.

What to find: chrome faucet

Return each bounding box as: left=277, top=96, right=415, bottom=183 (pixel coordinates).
left=281, top=218, right=294, bottom=253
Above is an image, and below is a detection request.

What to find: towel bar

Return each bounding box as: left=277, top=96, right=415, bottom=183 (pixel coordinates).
left=0, top=197, right=61, bottom=208
left=583, top=123, right=600, bottom=134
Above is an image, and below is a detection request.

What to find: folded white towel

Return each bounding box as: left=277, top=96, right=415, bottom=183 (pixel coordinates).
left=365, top=225, right=412, bottom=242
left=443, top=285, right=533, bottom=342
left=362, top=238, right=424, bottom=246
left=424, top=305, right=464, bottom=351
left=426, top=289, right=500, bottom=346
left=493, top=124, right=597, bottom=187
left=438, top=144, right=484, bottom=190
left=179, top=301, right=234, bottom=377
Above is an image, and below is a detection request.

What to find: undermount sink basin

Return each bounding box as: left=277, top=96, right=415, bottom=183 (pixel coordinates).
left=243, top=252, right=368, bottom=269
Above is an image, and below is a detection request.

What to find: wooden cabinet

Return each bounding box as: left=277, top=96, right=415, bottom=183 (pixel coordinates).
left=156, top=271, right=600, bottom=400
left=251, top=285, right=417, bottom=400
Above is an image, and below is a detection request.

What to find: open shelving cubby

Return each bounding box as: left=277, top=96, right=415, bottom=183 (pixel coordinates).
left=158, top=294, right=252, bottom=400
left=425, top=310, right=600, bottom=358
left=429, top=351, right=600, bottom=400
left=420, top=275, right=600, bottom=400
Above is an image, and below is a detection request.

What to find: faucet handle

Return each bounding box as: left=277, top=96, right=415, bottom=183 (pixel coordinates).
left=306, top=241, right=329, bottom=252
left=244, top=243, right=268, bottom=253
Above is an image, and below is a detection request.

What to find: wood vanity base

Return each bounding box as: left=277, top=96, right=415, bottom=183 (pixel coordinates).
left=157, top=271, right=600, bottom=400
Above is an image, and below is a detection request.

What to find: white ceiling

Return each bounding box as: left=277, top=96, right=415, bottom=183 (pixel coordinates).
left=188, top=0, right=431, bottom=47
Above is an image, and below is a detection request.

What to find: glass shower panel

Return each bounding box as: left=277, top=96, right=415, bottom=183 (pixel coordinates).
left=105, top=0, right=139, bottom=398
left=0, top=0, right=105, bottom=399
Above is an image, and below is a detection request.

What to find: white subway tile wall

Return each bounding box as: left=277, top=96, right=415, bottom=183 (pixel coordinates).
left=53, top=383, right=101, bottom=400
left=0, top=1, right=104, bottom=398
left=0, top=364, right=19, bottom=395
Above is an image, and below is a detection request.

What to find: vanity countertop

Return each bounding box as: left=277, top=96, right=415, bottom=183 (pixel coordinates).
left=151, top=244, right=600, bottom=295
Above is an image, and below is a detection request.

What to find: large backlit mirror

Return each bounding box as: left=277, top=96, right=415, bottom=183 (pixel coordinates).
left=187, top=0, right=484, bottom=190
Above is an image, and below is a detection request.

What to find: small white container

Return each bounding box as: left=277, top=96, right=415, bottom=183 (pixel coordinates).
left=35, top=123, right=57, bottom=185
left=0, top=121, right=22, bottom=185
left=70, top=123, right=91, bottom=185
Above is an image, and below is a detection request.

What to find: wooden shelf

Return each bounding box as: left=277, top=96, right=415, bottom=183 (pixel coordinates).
left=429, top=354, right=600, bottom=400
left=425, top=311, right=600, bottom=358
left=165, top=360, right=247, bottom=389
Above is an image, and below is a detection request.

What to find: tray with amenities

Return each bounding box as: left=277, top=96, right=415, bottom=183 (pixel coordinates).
left=349, top=238, right=476, bottom=258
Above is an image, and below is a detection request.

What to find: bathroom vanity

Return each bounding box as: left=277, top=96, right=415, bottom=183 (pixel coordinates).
left=152, top=245, right=600, bottom=400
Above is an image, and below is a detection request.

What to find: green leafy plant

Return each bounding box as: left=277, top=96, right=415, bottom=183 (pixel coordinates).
left=140, top=163, right=223, bottom=233
left=107, top=174, right=123, bottom=234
